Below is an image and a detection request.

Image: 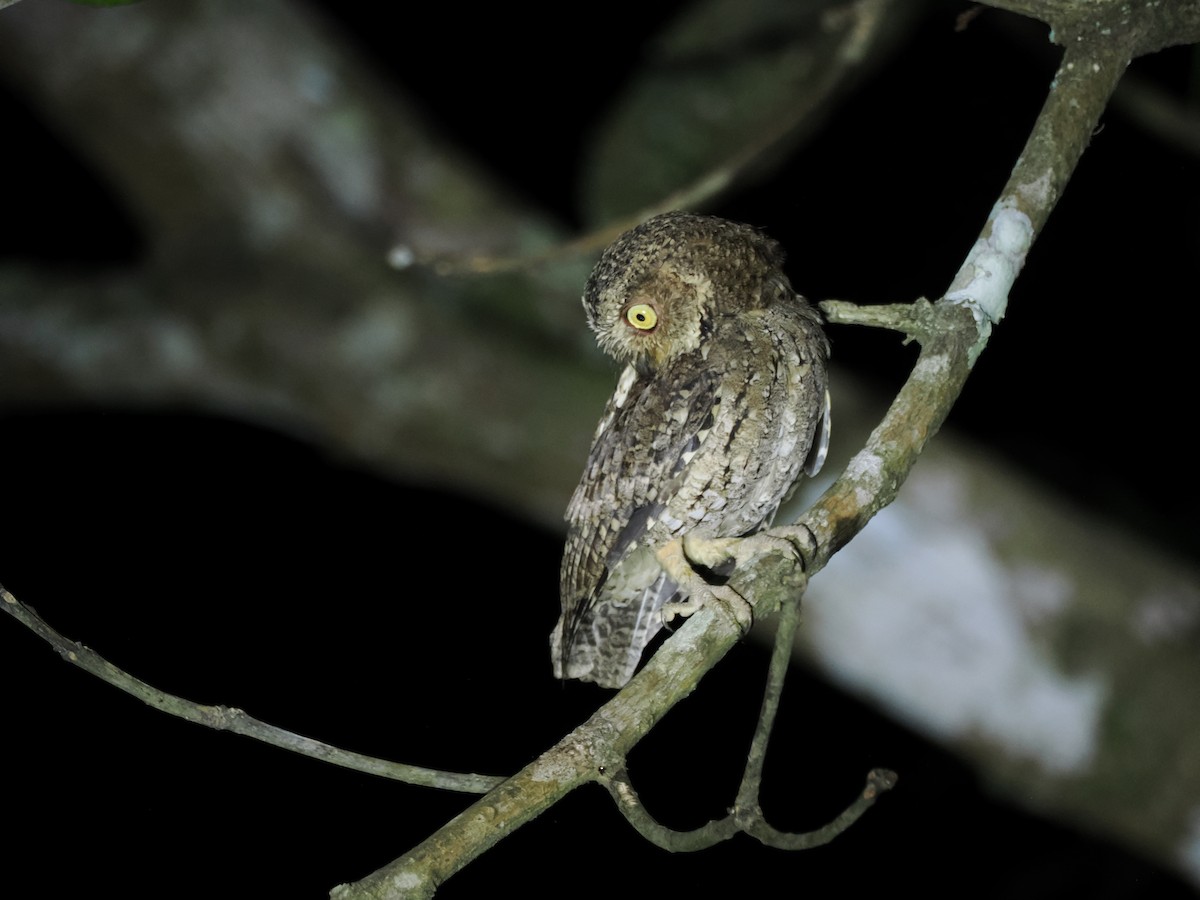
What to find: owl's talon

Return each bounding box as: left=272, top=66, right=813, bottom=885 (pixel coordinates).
left=658, top=537, right=757, bottom=633
left=682, top=531, right=806, bottom=572
left=713, top=585, right=755, bottom=633
left=741, top=532, right=804, bottom=568
left=769, top=524, right=819, bottom=570
left=661, top=584, right=754, bottom=634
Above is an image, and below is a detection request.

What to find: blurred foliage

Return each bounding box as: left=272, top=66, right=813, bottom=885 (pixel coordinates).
left=579, top=0, right=914, bottom=222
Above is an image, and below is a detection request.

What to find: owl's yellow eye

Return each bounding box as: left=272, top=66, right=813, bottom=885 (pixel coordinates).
left=625, top=303, right=658, bottom=331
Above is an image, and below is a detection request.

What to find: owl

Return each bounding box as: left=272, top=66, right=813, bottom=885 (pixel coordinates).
left=551, top=212, right=831, bottom=689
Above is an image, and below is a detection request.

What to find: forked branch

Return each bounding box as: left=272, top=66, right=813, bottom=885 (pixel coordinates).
left=603, top=582, right=897, bottom=854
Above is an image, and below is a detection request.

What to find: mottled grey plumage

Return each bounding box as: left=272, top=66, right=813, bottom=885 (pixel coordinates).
left=551, top=212, right=830, bottom=689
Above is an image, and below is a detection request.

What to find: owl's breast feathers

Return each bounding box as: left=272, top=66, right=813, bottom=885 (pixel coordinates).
left=553, top=302, right=828, bottom=687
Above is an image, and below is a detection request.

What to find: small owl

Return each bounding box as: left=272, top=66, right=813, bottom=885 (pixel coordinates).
left=551, top=212, right=830, bottom=688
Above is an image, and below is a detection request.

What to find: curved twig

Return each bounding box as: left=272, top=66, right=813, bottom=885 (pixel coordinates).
left=736, top=768, right=899, bottom=851
left=604, top=755, right=896, bottom=854
left=603, top=767, right=740, bottom=852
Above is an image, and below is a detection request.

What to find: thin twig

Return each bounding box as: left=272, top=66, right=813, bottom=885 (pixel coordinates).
left=0, top=584, right=505, bottom=794
left=820, top=298, right=934, bottom=338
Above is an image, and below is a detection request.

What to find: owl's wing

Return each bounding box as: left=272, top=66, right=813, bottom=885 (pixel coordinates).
left=553, top=362, right=722, bottom=687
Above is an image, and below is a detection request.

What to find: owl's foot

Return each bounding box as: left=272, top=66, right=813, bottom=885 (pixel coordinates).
left=660, top=582, right=754, bottom=633
left=655, top=537, right=754, bottom=633
left=655, top=529, right=815, bottom=631
left=683, top=530, right=810, bottom=573
left=761, top=523, right=819, bottom=571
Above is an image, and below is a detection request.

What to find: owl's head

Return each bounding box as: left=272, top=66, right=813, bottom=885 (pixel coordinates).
left=582, top=212, right=788, bottom=370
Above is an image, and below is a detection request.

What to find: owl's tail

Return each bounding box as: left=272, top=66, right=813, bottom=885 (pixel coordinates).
left=550, top=572, right=678, bottom=689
